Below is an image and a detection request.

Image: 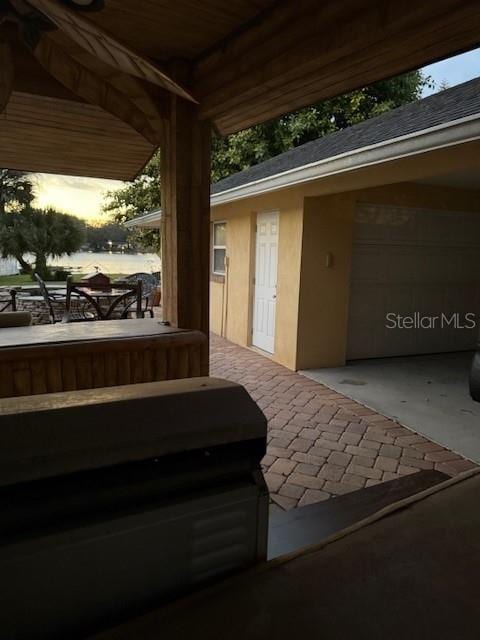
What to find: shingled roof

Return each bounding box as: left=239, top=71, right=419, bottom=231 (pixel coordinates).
left=211, top=77, right=480, bottom=195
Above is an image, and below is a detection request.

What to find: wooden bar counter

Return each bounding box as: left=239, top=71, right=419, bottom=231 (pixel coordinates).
left=0, top=320, right=206, bottom=398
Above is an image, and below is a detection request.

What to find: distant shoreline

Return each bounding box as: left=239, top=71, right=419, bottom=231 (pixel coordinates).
left=6, top=251, right=162, bottom=279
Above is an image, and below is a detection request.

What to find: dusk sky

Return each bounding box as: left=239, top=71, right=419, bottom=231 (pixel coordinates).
left=34, top=173, right=122, bottom=225
left=34, top=47, right=480, bottom=224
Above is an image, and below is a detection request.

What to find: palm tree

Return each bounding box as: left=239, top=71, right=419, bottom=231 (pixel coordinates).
left=0, top=207, right=85, bottom=278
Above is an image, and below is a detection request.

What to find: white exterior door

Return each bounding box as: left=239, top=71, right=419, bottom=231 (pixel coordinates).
left=252, top=211, right=279, bottom=353
left=347, top=203, right=480, bottom=360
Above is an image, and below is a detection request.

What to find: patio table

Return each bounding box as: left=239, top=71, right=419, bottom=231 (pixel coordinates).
left=17, top=286, right=142, bottom=319
left=0, top=319, right=206, bottom=398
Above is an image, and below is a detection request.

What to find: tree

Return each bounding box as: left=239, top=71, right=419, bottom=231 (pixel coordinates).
left=104, top=71, right=432, bottom=227
left=211, top=71, right=432, bottom=180
left=0, top=207, right=85, bottom=278
left=0, top=169, right=35, bottom=215
left=85, top=222, right=128, bottom=251
left=103, top=153, right=161, bottom=251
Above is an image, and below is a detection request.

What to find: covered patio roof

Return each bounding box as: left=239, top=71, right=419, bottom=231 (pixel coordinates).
left=2, top=0, right=480, bottom=365
left=1, top=1, right=480, bottom=179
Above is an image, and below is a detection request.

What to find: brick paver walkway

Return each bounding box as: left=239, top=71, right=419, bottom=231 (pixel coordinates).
left=210, top=334, right=477, bottom=510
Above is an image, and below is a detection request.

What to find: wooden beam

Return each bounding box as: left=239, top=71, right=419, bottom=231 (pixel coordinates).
left=194, top=0, right=480, bottom=134
left=12, top=43, right=82, bottom=102
left=161, top=95, right=211, bottom=374
left=31, top=35, right=163, bottom=145
left=0, top=39, right=13, bottom=114
left=28, top=0, right=197, bottom=102
left=13, top=40, right=166, bottom=143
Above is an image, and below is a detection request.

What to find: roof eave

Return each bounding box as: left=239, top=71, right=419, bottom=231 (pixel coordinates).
left=211, top=113, right=480, bottom=207
left=124, top=209, right=162, bottom=228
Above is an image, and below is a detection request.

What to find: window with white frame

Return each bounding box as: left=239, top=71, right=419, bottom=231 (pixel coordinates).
left=212, top=221, right=226, bottom=275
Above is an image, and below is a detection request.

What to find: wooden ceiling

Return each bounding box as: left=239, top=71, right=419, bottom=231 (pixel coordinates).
left=195, top=0, right=480, bottom=133
left=82, top=0, right=275, bottom=60
left=3, top=0, right=480, bottom=179
left=0, top=92, right=156, bottom=179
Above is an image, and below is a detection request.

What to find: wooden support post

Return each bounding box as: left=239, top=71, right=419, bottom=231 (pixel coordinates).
left=161, top=94, right=211, bottom=374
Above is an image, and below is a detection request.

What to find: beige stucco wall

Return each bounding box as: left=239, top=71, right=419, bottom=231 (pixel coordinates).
left=210, top=211, right=254, bottom=345
left=210, top=190, right=304, bottom=369
left=296, top=182, right=480, bottom=370
left=210, top=140, right=480, bottom=372
left=296, top=193, right=356, bottom=370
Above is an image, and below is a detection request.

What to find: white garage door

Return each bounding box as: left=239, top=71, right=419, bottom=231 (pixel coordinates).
left=347, top=203, right=480, bottom=360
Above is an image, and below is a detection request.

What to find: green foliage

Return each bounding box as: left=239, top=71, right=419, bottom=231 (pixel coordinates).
left=0, top=169, right=35, bottom=214
left=51, top=268, right=72, bottom=281
left=0, top=207, right=85, bottom=278
left=211, top=71, right=431, bottom=181
left=103, top=154, right=161, bottom=251
left=85, top=222, right=128, bottom=251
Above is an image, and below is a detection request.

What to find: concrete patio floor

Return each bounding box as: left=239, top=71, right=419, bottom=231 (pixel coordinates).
left=302, top=352, right=480, bottom=463
left=210, top=335, right=477, bottom=510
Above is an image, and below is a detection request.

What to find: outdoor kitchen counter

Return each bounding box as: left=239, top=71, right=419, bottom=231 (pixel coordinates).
left=0, top=319, right=207, bottom=398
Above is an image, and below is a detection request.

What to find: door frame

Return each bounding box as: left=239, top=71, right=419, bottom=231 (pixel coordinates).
left=251, top=209, right=280, bottom=354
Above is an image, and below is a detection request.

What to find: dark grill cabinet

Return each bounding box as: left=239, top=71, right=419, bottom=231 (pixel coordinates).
left=0, top=377, right=268, bottom=640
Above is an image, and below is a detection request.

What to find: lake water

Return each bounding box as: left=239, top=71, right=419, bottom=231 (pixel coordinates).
left=48, top=251, right=161, bottom=275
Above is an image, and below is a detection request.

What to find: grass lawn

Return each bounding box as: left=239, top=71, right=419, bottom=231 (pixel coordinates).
left=0, top=274, right=34, bottom=286
left=0, top=273, right=125, bottom=286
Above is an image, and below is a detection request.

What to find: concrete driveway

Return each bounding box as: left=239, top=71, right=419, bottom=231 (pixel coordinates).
left=302, top=351, right=480, bottom=463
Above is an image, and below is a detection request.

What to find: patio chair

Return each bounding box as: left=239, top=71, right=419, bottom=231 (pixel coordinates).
left=64, top=276, right=142, bottom=321
left=0, top=289, right=17, bottom=312
left=34, top=273, right=93, bottom=324
left=115, top=272, right=157, bottom=318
